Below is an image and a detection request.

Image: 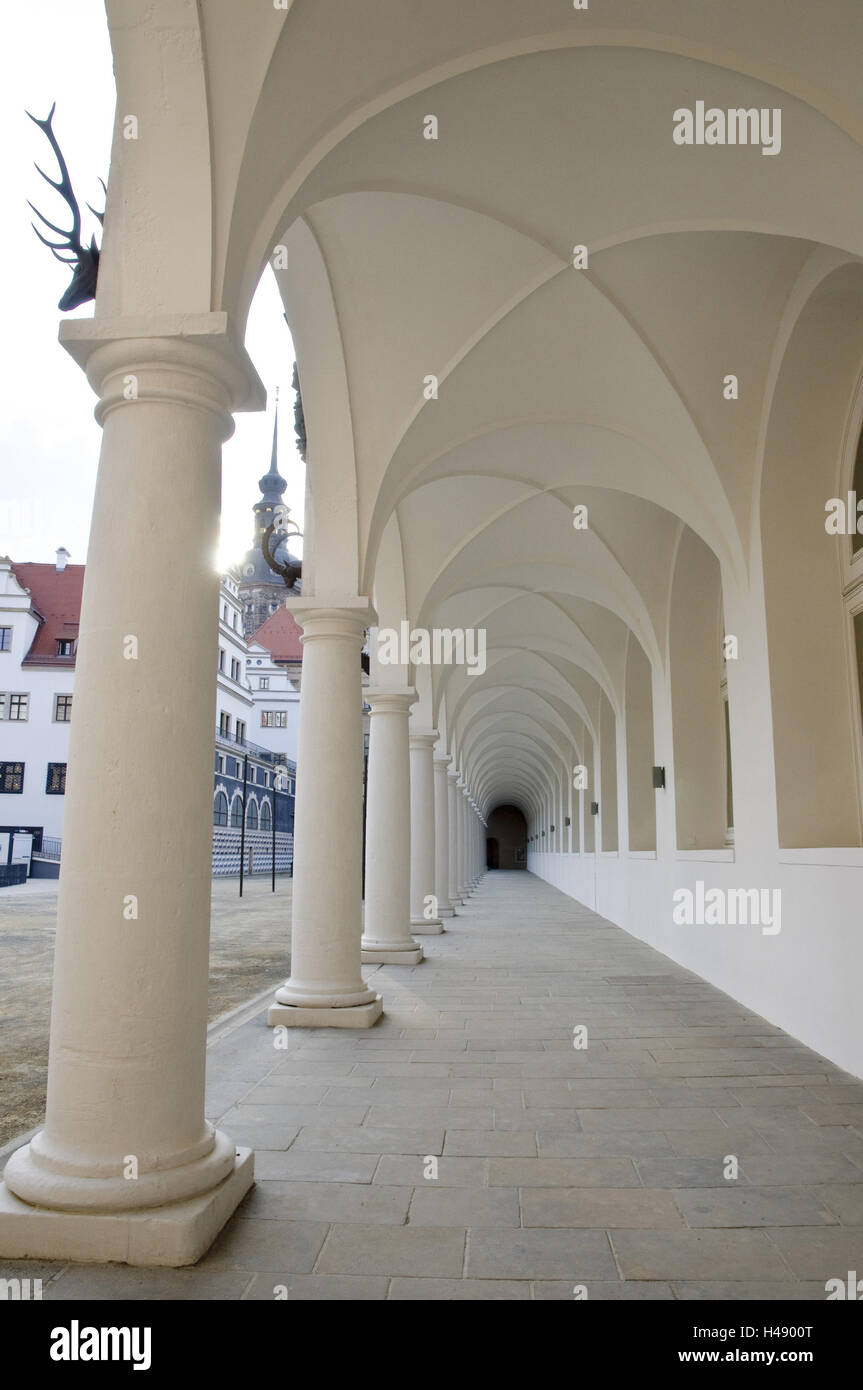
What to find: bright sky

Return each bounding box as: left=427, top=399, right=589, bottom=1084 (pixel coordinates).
left=0, top=0, right=303, bottom=572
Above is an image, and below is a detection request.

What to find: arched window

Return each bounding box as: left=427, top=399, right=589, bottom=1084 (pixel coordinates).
left=230, top=795, right=243, bottom=828
left=260, top=800, right=272, bottom=830
left=213, top=791, right=228, bottom=827
left=246, top=800, right=259, bottom=830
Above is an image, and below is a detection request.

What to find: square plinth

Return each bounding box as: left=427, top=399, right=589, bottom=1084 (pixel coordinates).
left=361, top=946, right=423, bottom=965
left=411, top=920, right=444, bottom=935
left=0, top=1148, right=254, bottom=1267
left=267, top=996, right=383, bottom=1028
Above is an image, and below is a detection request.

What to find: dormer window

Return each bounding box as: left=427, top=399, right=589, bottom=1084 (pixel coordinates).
left=56, top=638, right=74, bottom=657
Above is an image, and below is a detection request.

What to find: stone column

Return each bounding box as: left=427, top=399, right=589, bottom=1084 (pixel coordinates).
left=458, top=783, right=472, bottom=899
left=447, top=769, right=463, bottom=907
left=433, top=757, right=455, bottom=917
left=0, top=319, right=259, bottom=1266
left=361, top=691, right=423, bottom=963
left=268, top=601, right=382, bottom=1027
left=410, top=731, right=443, bottom=933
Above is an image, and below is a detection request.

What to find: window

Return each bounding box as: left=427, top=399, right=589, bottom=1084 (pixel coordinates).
left=246, top=801, right=259, bottom=829
left=259, top=677, right=269, bottom=690
left=54, top=694, right=72, bottom=722
left=219, top=648, right=225, bottom=672
left=236, top=720, right=246, bottom=744
left=0, top=762, right=24, bottom=793
left=46, top=762, right=66, bottom=794
left=222, top=604, right=228, bottom=622
left=4, top=694, right=29, bottom=721
left=231, top=658, right=241, bottom=682
left=261, top=710, right=287, bottom=728
left=213, top=791, right=228, bottom=826
left=219, top=712, right=231, bottom=737
left=260, top=800, right=272, bottom=830
left=230, top=795, right=243, bottom=828
left=216, top=754, right=225, bottom=774
left=0, top=628, right=11, bottom=652
left=56, top=638, right=74, bottom=657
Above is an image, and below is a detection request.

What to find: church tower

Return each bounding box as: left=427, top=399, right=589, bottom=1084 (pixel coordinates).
left=236, top=400, right=302, bottom=638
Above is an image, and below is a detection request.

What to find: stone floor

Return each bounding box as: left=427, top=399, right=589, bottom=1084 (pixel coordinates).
left=4, top=871, right=863, bottom=1300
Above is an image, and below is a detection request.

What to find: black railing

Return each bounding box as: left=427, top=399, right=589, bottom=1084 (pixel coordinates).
left=38, top=836, right=62, bottom=860
left=215, top=724, right=295, bottom=769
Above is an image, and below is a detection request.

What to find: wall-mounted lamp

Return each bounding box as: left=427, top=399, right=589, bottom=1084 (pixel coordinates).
left=590, top=801, right=599, bottom=816
left=550, top=825, right=555, bottom=834
left=652, top=766, right=666, bottom=789
left=564, top=817, right=571, bottom=827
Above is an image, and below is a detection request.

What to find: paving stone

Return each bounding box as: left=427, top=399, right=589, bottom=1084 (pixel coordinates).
left=291, top=1124, right=444, bottom=1155
left=578, top=1107, right=723, bottom=1132
left=243, top=1274, right=388, bottom=1300
left=408, top=1186, right=519, bottom=1227
left=239, top=1181, right=411, bottom=1224
left=672, top=1281, right=827, bottom=1301
left=444, top=1131, right=537, bottom=1157
left=673, top=1187, right=836, bottom=1228
left=317, top=1224, right=465, bottom=1277
left=200, top=1218, right=329, bottom=1273
left=253, top=1150, right=379, bottom=1182
left=635, top=1157, right=749, bottom=1188
left=815, top=1185, right=863, bottom=1225
left=537, top=1131, right=675, bottom=1159
left=611, top=1230, right=790, bottom=1281
left=42, top=1267, right=253, bottom=1300
left=740, top=1153, right=863, bottom=1185
left=532, top=1280, right=674, bottom=1300
left=467, top=1229, right=617, bottom=1280
left=522, top=1187, right=684, bottom=1229
left=373, top=1155, right=489, bottom=1187
left=766, top=1226, right=863, bottom=1279
left=388, top=1278, right=530, bottom=1299
left=488, top=1157, right=640, bottom=1187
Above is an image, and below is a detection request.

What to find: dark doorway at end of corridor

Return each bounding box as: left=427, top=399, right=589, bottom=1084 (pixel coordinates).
left=486, top=804, right=527, bottom=869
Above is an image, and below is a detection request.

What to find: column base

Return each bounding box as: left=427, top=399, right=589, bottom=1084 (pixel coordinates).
left=361, top=943, right=423, bottom=965
left=267, top=997, right=383, bottom=1029
left=0, top=1148, right=253, bottom=1267
left=410, top=918, right=444, bottom=935
left=438, top=906, right=456, bottom=917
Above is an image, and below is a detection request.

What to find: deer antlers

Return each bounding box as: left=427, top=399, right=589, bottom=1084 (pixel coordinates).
left=26, top=102, right=105, bottom=311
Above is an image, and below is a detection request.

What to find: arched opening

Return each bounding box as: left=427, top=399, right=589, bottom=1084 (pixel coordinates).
left=486, top=804, right=527, bottom=869
left=669, top=528, right=727, bottom=850
left=229, top=795, right=243, bottom=829
left=260, top=800, right=272, bottom=831
left=761, top=263, right=863, bottom=847
left=213, top=791, right=228, bottom=827
left=246, top=800, right=259, bottom=830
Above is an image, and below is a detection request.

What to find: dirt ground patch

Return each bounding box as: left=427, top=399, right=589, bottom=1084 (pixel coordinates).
left=0, top=875, right=292, bottom=1149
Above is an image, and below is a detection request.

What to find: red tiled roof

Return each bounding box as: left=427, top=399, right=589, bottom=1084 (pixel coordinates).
left=252, top=605, right=304, bottom=661
left=10, top=562, right=85, bottom=667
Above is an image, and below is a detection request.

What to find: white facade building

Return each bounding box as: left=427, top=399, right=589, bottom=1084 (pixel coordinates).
left=0, top=551, right=80, bottom=876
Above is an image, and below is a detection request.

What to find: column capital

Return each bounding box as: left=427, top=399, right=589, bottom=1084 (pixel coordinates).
left=60, top=311, right=265, bottom=437
left=433, top=755, right=452, bottom=770
left=365, top=687, right=416, bottom=715
left=409, top=729, right=439, bottom=750
left=286, top=598, right=377, bottom=642
left=447, top=768, right=461, bottom=784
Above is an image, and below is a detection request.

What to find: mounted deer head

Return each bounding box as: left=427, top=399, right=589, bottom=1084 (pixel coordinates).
left=26, top=102, right=105, bottom=311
